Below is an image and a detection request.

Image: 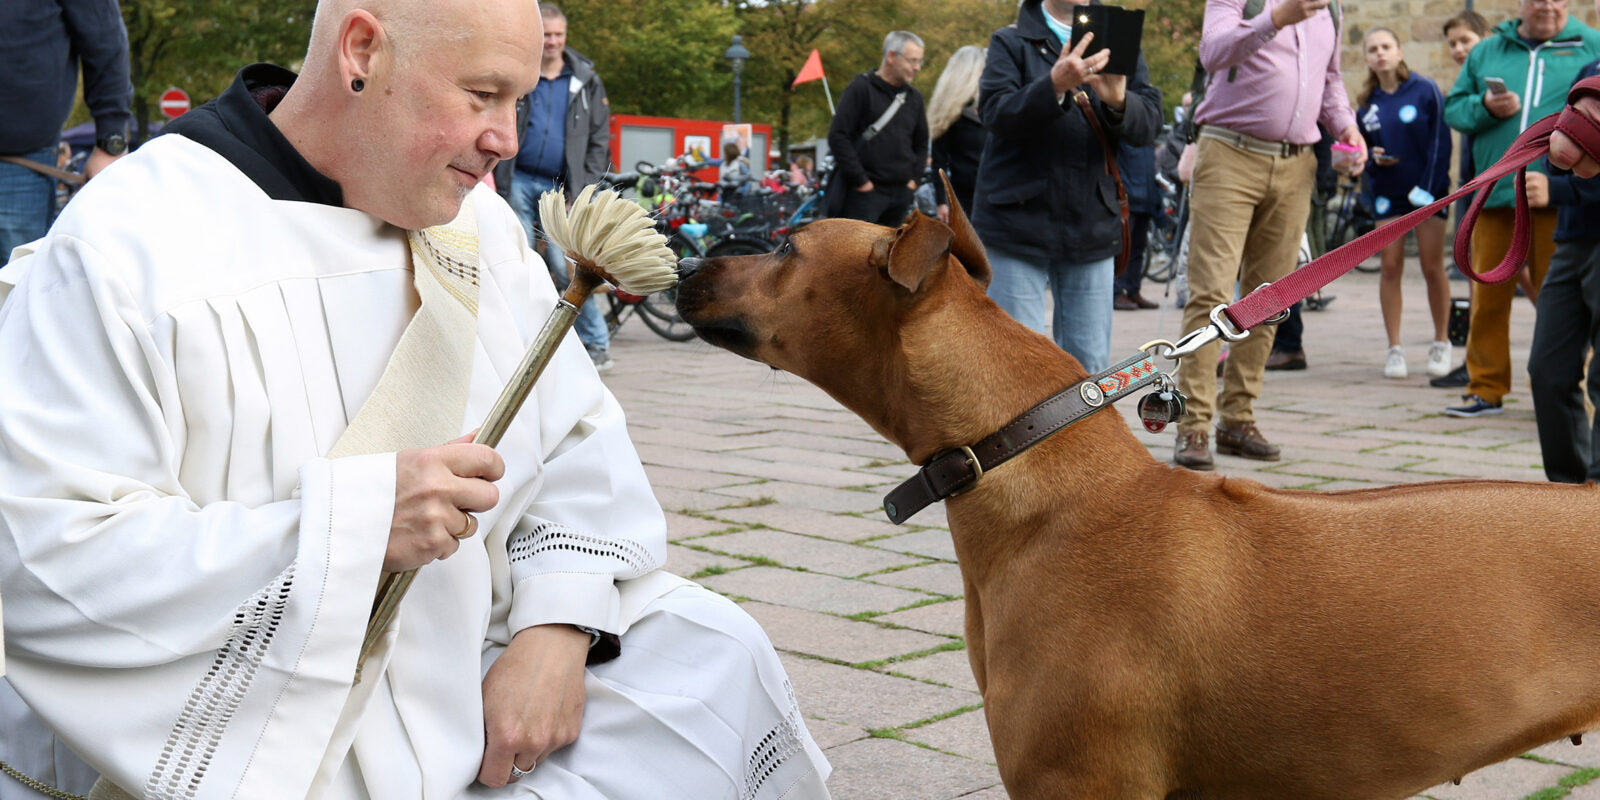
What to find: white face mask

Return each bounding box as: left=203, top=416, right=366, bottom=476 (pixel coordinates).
left=1174, top=106, right=1187, bottom=126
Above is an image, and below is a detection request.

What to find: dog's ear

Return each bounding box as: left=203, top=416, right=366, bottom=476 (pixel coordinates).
left=940, top=170, right=992, bottom=288
left=884, top=212, right=953, bottom=292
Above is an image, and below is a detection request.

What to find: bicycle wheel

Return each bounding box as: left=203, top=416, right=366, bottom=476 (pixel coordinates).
left=1142, top=223, right=1175, bottom=283
left=637, top=286, right=697, bottom=341
left=635, top=233, right=700, bottom=342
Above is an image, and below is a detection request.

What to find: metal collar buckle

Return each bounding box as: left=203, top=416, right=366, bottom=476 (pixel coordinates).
left=948, top=445, right=984, bottom=496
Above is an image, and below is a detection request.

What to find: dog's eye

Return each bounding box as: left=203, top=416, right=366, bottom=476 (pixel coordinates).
left=777, top=241, right=793, bottom=257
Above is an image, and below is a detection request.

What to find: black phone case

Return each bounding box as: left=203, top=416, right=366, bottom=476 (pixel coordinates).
left=1069, top=5, right=1145, bottom=77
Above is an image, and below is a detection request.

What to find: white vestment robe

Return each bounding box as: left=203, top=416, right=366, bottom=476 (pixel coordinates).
left=0, top=135, right=829, bottom=800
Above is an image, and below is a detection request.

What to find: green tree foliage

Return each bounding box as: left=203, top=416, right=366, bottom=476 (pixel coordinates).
left=1126, top=0, right=1205, bottom=117
left=560, top=0, right=741, bottom=119
left=115, top=0, right=315, bottom=142
left=730, top=0, right=908, bottom=158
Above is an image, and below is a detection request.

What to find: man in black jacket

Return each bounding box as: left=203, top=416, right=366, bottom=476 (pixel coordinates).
left=826, top=31, right=929, bottom=225
left=971, top=0, right=1161, bottom=373
left=491, top=4, right=614, bottom=370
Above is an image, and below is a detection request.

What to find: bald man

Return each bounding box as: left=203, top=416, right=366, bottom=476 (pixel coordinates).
left=0, top=2, right=830, bottom=798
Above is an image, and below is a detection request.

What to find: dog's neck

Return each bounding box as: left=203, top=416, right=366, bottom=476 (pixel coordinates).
left=880, top=280, right=1107, bottom=466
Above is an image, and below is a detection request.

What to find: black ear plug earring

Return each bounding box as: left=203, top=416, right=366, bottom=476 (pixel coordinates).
left=351, top=78, right=365, bottom=93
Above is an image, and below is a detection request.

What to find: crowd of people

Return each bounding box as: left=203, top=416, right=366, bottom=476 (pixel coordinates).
left=5, top=0, right=1600, bottom=798
left=841, top=0, right=1600, bottom=483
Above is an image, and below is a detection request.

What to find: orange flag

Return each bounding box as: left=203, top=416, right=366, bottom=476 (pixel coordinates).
left=792, top=49, right=825, bottom=87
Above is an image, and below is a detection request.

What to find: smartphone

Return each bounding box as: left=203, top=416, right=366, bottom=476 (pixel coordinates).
left=1068, top=4, right=1145, bottom=76
left=1485, top=77, right=1509, bottom=95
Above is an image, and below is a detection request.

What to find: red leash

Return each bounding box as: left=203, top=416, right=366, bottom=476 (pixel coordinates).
left=1221, top=76, right=1600, bottom=335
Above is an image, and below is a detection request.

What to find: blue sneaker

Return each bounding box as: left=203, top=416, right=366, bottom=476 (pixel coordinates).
left=1444, top=394, right=1502, bottom=418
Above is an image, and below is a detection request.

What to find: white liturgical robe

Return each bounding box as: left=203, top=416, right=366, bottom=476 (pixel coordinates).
left=0, top=135, right=828, bottom=799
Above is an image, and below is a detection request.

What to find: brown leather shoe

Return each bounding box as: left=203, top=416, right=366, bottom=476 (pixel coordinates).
left=1113, top=293, right=1140, bottom=311
left=1173, top=430, right=1214, bottom=470
left=1215, top=422, right=1281, bottom=461
left=1129, top=292, right=1160, bottom=309
left=1265, top=349, right=1307, bottom=371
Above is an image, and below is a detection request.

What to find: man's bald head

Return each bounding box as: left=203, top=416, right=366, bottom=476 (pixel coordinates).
left=273, top=0, right=544, bottom=229
left=302, top=0, right=476, bottom=81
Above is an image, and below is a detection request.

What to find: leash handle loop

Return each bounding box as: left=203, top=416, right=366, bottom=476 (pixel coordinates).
left=1221, top=75, right=1600, bottom=334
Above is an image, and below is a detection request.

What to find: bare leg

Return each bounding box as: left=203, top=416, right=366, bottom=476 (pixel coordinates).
left=1416, top=216, right=1452, bottom=342
left=1377, top=218, right=1407, bottom=348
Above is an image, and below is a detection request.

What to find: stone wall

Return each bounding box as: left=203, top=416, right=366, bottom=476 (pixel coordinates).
left=1338, top=0, right=1599, bottom=103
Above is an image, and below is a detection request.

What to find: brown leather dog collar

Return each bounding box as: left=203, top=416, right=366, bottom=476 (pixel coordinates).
left=883, top=350, right=1163, bottom=524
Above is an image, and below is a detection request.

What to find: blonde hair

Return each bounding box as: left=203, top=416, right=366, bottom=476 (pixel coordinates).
left=926, top=45, right=986, bottom=140
left=1359, top=27, right=1412, bottom=107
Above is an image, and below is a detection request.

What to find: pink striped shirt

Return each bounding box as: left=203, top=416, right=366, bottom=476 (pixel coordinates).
left=1195, top=0, right=1358, bottom=146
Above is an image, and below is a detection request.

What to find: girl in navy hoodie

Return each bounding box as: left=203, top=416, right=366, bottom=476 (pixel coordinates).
left=1358, top=27, right=1454, bottom=380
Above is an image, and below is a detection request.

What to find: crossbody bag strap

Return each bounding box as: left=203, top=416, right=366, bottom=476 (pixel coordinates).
left=0, top=155, right=84, bottom=185
left=862, top=91, right=908, bottom=142
left=1073, top=91, right=1131, bottom=276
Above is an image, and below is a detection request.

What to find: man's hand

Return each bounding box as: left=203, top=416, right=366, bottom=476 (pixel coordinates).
left=1523, top=170, right=1550, bottom=207
left=1338, top=125, right=1368, bottom=177
left=1052, top=32, right=1111, bottom=95
left=1484, top=88, right=1522, bottom=120
left=936, top=203, right=950, bottom=224
left=1271, top=0, right=1330, bottom=28
left=856, top=180, right=875, bottom=193
left=387, top=433, right=503, bottom=573
left=1550, top=94, right=1600, bottom=177
left=84, top=147, right=123, bottom=180
left=478, top=624, right=591, bottom=787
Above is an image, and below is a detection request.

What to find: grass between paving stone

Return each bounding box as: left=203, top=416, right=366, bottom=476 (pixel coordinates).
left=717, top=495, right=778, bottom=508
left=866, top=703, right=988, bottom=749
left=853, top=640, right=965, bottom=670
left=1520, top=766, right=1600, bottom=800
left=862, top=458, right=909, bottom=468
left=856, top=560, right=939, bottom=578
left=841, top=595, right=959, bottom=621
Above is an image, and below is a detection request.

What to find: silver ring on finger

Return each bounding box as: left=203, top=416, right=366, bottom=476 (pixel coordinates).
left=1088, top=65, right=1096, bottom=75
left=509, top=762, right=534, bottom=780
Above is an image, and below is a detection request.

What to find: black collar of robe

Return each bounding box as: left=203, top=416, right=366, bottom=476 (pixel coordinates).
left=164, top=63, right=344, bottom=206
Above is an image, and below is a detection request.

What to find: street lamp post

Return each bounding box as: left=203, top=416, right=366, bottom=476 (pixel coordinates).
left=725, top=35, right=750, bottom=123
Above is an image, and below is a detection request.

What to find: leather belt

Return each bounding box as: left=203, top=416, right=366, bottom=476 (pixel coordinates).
left=882, top=350, right=1164, bottom=524
left=1198, top=125, right=1306, bottom=158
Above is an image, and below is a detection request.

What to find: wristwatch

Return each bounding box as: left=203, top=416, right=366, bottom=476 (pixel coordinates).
left=97, top=133, right=127, bottom=156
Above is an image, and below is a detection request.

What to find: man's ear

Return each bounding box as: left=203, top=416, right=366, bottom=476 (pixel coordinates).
left=940, top=170, right=992, bottom=288
left=338, top=10, right=384, bottom=88
left=884, top=212, right=954, bottom=292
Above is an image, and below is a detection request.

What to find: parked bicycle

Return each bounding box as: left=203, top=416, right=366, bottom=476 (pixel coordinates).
left=1324, top=173, right=1379, bottom=272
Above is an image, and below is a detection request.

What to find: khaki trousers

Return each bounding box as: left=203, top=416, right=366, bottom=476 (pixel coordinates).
left=1465, top=208, right=1557, bottom=404
left=1175, top=136, right=1316, bottom=433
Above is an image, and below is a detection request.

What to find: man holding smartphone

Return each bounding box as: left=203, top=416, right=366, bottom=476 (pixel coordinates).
left=1169, top=0, right=1362, bottom=470
left=1442, top=0, right=1600, bottom=418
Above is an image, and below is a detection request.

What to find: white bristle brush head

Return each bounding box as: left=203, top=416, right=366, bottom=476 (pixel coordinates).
left=538, top=187, right=678, bottom=294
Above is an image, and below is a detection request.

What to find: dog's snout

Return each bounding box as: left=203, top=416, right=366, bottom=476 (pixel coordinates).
left=677, top=257, right=706, bottom=280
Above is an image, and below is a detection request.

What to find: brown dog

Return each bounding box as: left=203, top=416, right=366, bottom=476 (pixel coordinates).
left=674, top=184, right=1600, bottom=799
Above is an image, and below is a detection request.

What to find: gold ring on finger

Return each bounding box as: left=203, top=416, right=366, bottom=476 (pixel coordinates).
left=452, top=510, right=474, bottom=539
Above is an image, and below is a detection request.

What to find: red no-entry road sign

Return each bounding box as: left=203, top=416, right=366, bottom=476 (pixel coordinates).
left=160, top=88, right=190, bottom=119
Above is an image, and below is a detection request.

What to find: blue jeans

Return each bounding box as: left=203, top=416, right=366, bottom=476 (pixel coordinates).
left=986, top=247, right=1115, bottom=373
left=0, top=147, right=57, bottom=266
left=507, top=171, right=609, bottom=351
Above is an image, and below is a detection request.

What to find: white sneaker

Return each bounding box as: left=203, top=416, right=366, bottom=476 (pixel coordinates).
left=1384, top=346, right=1407, bottom=379
left=1426, top=341, right=1452, bottom=377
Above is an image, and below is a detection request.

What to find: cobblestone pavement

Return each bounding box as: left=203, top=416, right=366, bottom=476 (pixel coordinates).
left=599, top=262, right=1597, bottom=800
